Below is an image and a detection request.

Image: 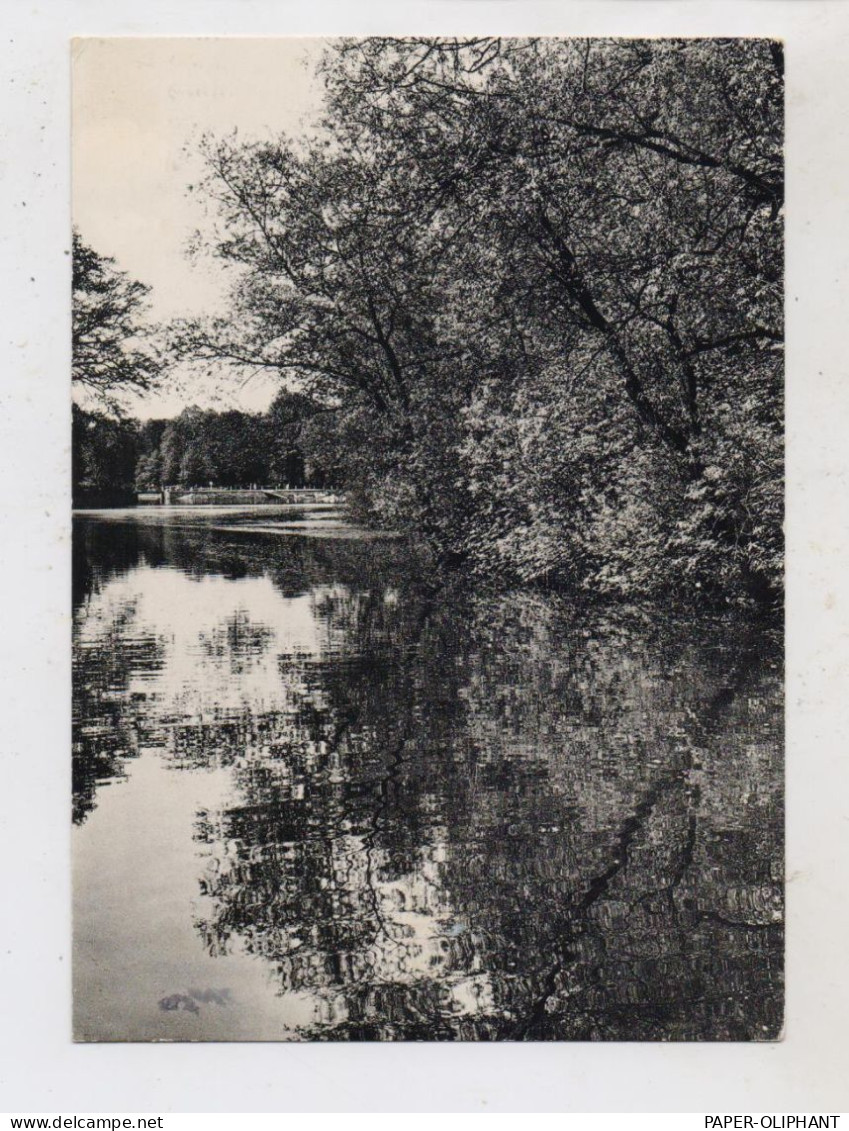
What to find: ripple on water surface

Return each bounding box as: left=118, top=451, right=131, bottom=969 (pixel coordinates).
left=72, top=508, right=783, bottom=1041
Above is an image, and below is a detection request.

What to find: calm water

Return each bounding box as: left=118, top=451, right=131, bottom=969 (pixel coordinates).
left=72, top=506, right=783, bottom=1041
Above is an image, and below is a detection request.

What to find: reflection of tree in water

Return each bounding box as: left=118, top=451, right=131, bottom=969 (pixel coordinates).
left=185, top=587, right=782, bottom=1041
left=72, top=594, right=166, bottom=824
left=72, top=518, right=781, bottom=1037
left=73, top=519, right=161, bottom=610
left=449, top=604, right=782, bottom=1040
left=198, top=609, right=274, bottom=676
left=74, top=513, right=430, bottom=608
left=71, top=518, right=410, bottom=819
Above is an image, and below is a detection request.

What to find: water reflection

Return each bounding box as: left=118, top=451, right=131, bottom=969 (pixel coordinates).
left=73, top=509, right=782, bottom=1041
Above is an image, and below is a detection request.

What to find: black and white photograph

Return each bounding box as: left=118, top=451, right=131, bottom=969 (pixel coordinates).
left=69, top=36, right=785, bottom=1044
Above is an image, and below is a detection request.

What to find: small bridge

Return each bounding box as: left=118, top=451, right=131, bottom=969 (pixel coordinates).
left=259, top=488, right=342, bottom=504
left=151, top=487, right=345, bottom=507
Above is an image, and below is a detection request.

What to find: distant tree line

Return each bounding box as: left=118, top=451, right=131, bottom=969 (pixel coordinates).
left=72, top=390, right=343, bottom=502
left=170, top=37, right=783, bottom=602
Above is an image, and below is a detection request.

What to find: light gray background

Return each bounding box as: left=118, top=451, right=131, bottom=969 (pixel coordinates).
left=1, top=0, right=847, bottom=1114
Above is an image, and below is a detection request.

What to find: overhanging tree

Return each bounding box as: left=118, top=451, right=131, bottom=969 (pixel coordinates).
left=180, top=37, right=782, bottom=597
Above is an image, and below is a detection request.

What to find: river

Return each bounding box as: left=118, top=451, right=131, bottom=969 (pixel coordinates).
left=72, top=505, right=783, bottom=1041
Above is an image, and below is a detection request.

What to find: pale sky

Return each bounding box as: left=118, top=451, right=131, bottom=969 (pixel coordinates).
left=72, top=38, right=328, bottom=417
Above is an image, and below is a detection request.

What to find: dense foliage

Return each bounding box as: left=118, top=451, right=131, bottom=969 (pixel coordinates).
left=179, top=38, right=784, bottom=600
